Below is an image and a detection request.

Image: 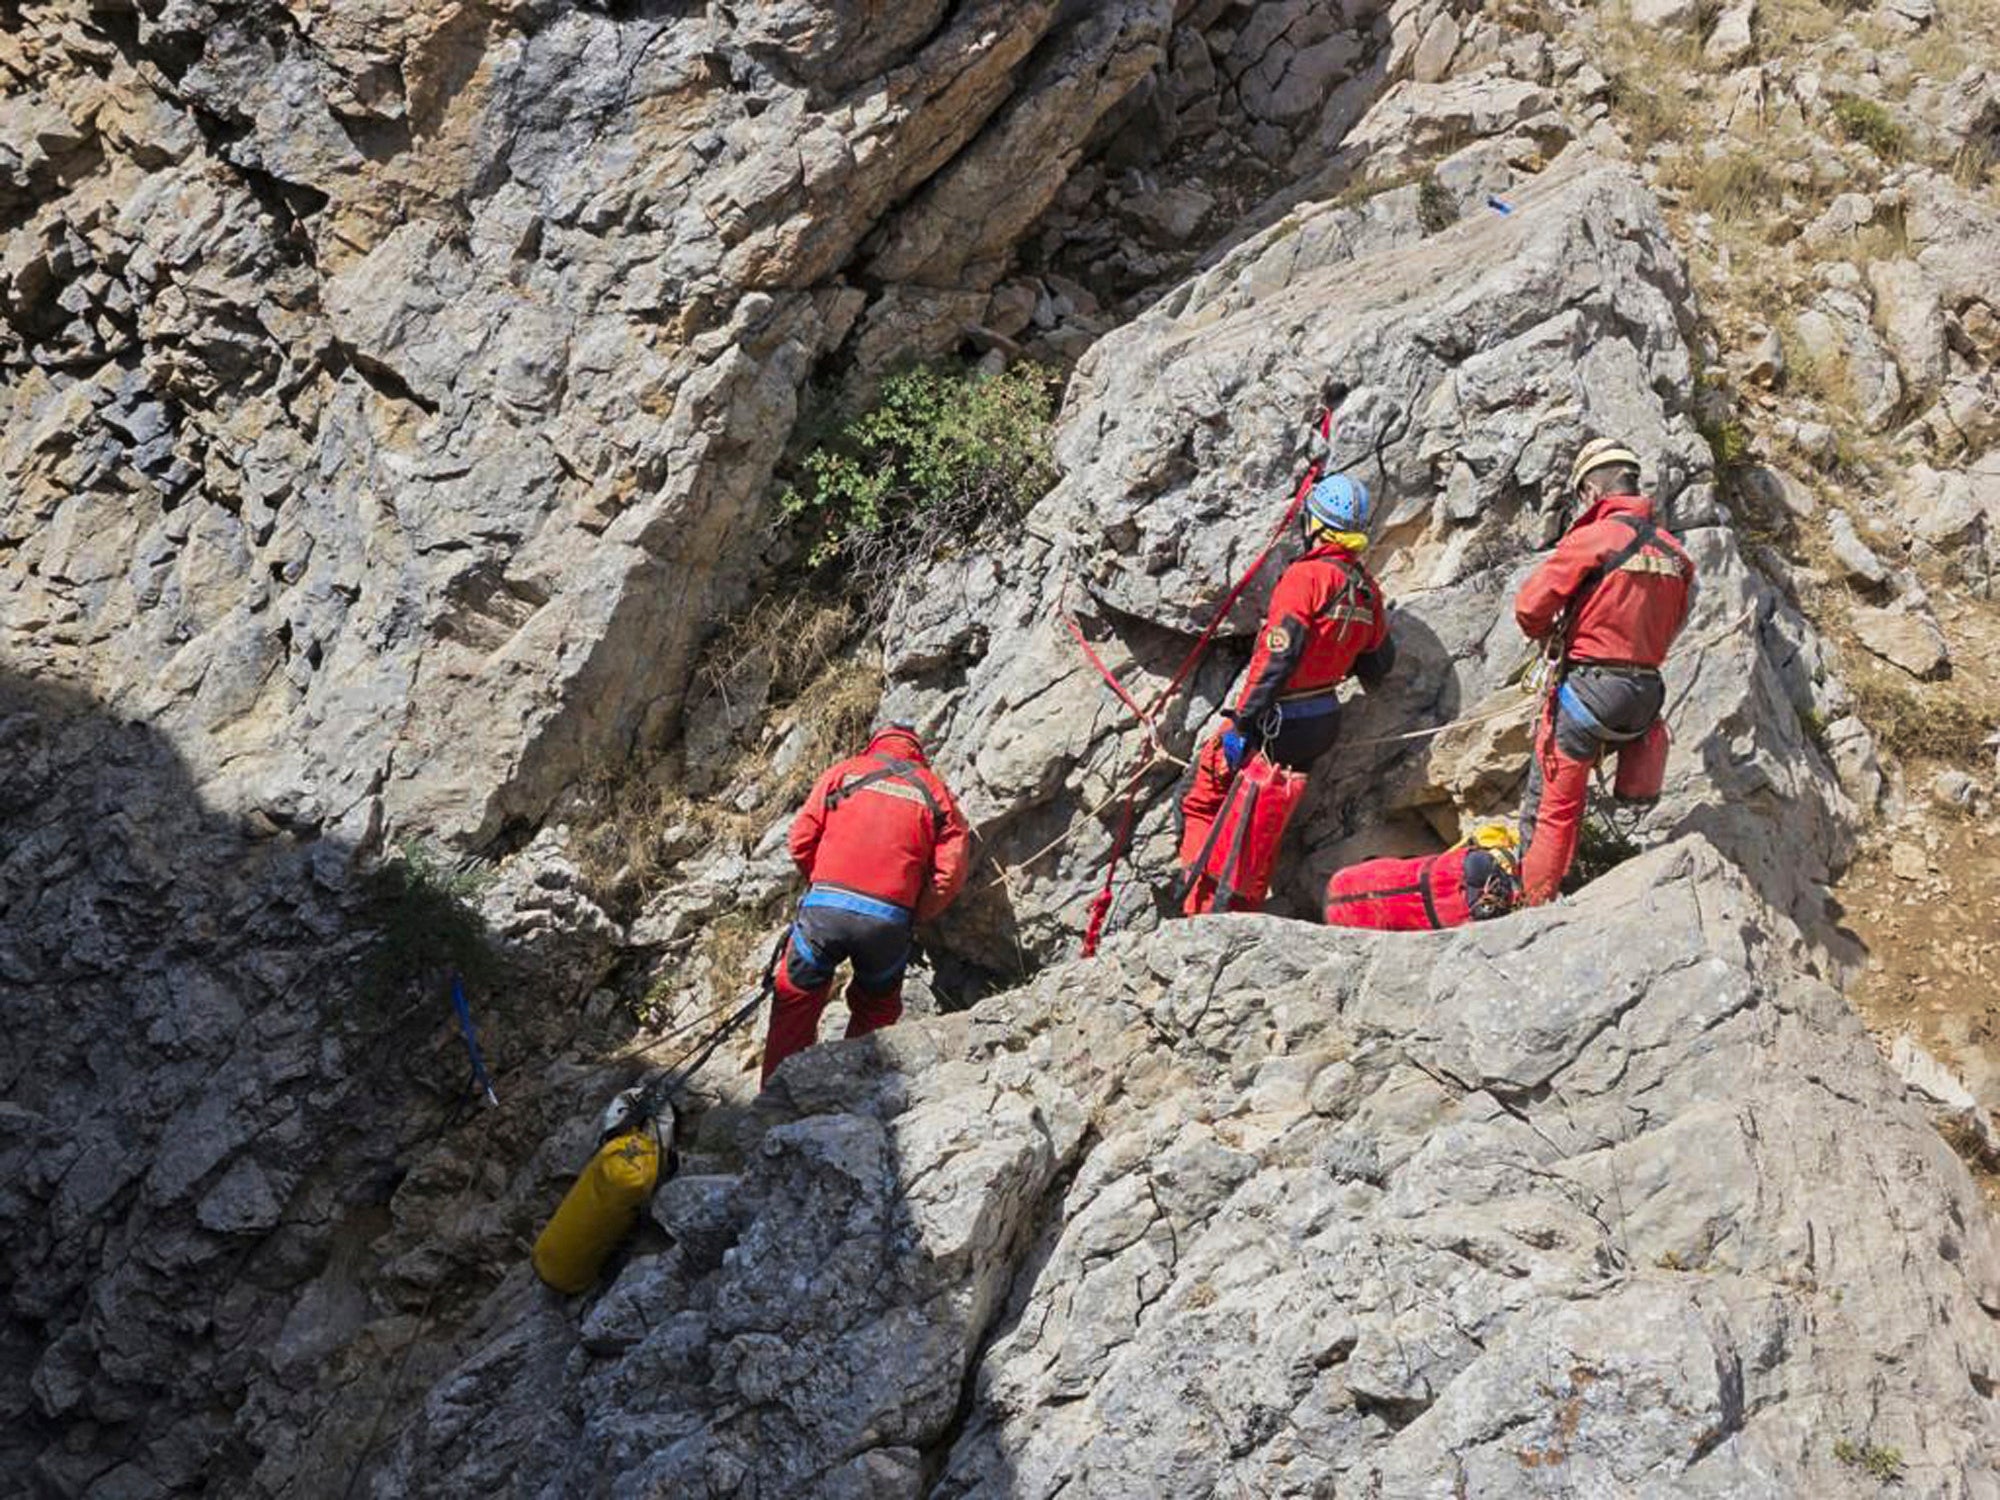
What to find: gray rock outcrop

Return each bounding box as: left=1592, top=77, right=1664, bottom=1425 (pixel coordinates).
left=384, top=838, right=2000, bottom=1497
left=0, top=0, right=1304, bottom=850
left=882, top=153, right=1856, bottom=970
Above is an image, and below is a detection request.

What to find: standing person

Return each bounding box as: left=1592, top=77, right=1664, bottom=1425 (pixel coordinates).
left=761, top=722, right=969, bottom=1084
left=1514, top=438, right=1697, bottom=905
left=1176, top=471, right=1396, bottom=914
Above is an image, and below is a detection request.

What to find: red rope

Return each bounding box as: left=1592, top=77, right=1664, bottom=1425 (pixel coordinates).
left=1074, top=409, right=1334, bottom=957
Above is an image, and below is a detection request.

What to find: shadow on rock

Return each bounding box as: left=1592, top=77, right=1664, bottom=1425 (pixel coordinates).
left=378, top=1023, right=1078, bottom=1499
left=0, top=665, right=603, bottom=1495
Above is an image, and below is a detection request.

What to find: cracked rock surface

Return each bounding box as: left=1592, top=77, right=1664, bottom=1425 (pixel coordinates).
left=388, top=837, right=2000, bottom=1497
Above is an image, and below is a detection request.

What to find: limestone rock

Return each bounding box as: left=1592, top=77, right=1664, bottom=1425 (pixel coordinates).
left=878, top=155, right=1853, bottom=961
left=1829, top=509, right=1890, bottom=585
left=1851, top=603, right=1952, bottom=678
left=1703, top=0, right=1759, bottom=68
left=1878, top=0, right=1937, bottom=34
left=386, top=842, right=2000, bottom=1497
left=1869, top=257, right=1948, bottom=403
left=1630, top=0, right=1705, bottom=31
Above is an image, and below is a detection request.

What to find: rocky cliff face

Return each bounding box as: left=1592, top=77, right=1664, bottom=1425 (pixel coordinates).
left=7, top=0, right=2000, bottom=1495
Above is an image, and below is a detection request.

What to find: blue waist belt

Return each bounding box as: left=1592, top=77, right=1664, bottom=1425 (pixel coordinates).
left=1274, top=692, right=1340, bottom=720
left=1556, top=680, right=1650, bottom=744
left=801, top=885, right=913, bottom=923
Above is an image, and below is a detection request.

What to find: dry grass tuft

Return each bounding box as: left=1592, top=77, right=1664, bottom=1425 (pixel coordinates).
left=1661, top=149, right=1784, bottom=221
left=573, top=592, right=884, bottom=904
left=1849, top=675, right=1993, bottom=763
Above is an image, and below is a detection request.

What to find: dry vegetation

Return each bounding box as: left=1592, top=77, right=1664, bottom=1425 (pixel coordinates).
left=571, top=592, right=879, bottom=907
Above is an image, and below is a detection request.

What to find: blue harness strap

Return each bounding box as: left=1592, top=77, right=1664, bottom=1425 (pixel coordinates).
left=1274, top=691, right=1341, bottom=720
left=1556, top=679, right=1650, bottom=744
left=800, top=884, right=913, bottom=924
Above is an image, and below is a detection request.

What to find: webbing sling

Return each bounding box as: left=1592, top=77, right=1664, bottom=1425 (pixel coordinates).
left=1315, top=558, right=1377, bottom=633
left=825, top=755, right=941, bottom=834
left=1324, top=855, right=1444, bottom=929
left=1211, top=776, right=1263, bottom=910
left=1566, top=513, right=1689, bottom=644
left=1176, top=766, right=1247, bottom=907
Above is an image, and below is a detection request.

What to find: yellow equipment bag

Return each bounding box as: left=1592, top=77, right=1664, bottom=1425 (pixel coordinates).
left=531, top=1130, right=660, bottom=1294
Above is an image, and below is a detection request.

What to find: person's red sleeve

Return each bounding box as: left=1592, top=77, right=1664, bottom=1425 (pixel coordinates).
left=788, top=766, right=836, bottom=880
left=1231, top=563, right=1314, bottom=723
left=1514, top=527, right=1602, bottom=641
left=917, top=779, right=972, bottom=921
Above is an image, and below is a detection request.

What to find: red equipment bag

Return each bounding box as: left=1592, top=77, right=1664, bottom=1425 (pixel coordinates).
left=1613, top=720, right=1669, bottom=805
left=1323, top=841, right=1521, bottom=932
left=1180, top=754, right=1310, bottom=915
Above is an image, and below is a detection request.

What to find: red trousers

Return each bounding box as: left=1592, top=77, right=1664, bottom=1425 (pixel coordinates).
left=761, top=948, right=903, bottom=1083
left=1519, top=677, right=1667, bottom=904
left=760, top=911, right=907, bottom=1084
left=1177, top=735, right=1258, bottom=913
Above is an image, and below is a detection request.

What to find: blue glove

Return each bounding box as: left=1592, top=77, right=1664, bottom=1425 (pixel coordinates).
left=1221, top=729, right=1247, bottom=771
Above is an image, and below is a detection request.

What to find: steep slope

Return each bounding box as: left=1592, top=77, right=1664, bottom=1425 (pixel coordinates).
left=7, top=0, right=2000, bottom=1494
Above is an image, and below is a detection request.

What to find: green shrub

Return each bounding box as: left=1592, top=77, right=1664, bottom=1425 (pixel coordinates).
left=1832, top=1437, right=1903, bottom=1480
left=1565, top=815, right=1642, bottom=893
left=781, top=362, right=1059, bottom=613
left=360, top=841, right=496, bottom=1012
left=1829, top=95, right=1907, bottom=160
left=1418, top=174, right=1459, bottom=235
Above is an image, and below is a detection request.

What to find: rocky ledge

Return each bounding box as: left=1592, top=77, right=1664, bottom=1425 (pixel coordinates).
left=386, top=836, right=2000, bottom=1498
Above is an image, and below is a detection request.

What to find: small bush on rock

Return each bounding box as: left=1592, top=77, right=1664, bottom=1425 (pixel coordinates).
left=782, top=362, right=1059, bottom=619
left=1829, top=95, right=1906, bottom=160
left=361, top=841, right=496, bottom=1011
left=1418, top=174, right=1459, bottom=234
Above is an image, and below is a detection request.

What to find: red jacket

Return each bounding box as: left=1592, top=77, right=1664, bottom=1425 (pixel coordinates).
left=1514, top=493, right=1695, bottom=666
left=788, top=729, right=970, bottom=920
left=1233, top=543, right=1393, bottom=725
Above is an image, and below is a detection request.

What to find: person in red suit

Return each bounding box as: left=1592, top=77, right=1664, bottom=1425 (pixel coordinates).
left=1177, top=472, right=1396, bottom=913
left=760, top=722, right=969, bottom=1084
left=1515, top=438, right=1697, bottom=904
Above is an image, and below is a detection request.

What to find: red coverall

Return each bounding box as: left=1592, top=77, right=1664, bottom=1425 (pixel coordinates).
left=1178, top=540, right=1395, bottom=913
left=762, top=728, right=970, bottom=1083
left=1514, top=492, right=1696, bottom=904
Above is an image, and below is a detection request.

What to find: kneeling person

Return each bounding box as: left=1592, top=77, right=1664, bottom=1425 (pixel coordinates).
left=762, top=723, right=969, bottom=1084
left=1323, top=829, right=1522, bottom=931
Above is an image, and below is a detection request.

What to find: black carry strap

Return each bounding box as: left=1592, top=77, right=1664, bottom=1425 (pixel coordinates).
left=1211, top=776, right=1263, bottom=910
left=1315, top=556, right=1378, bottom=633
left=1566, top=514, right=1690, bottom=639
left=825, top=754, right=941, bottom=833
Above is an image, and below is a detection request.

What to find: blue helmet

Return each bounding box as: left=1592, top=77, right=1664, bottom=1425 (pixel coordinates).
left=1306, top=472, right=1371, bottom=532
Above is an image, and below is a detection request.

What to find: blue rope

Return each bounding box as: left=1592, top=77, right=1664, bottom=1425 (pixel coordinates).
left=450, top=973, right=498, bottom=1107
